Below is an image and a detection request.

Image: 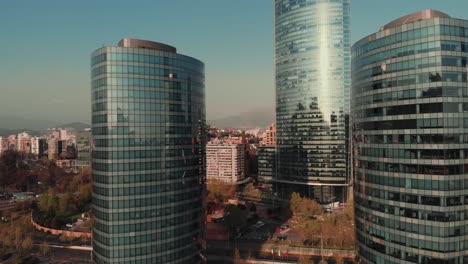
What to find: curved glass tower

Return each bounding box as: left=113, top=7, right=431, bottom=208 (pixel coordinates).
left=274, top=0, right=350, bottom=202
left=91, top=39, right=206, bottom=264
left=352, top=10, right=468, bottom=264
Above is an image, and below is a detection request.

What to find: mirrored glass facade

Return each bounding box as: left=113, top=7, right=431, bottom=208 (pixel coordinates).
left=274, top=0, right=350, bottom=202
left=257, top=146, right=276, bottom=187
left=91, top=39, right=206, bottom=264
left=352, top=11, right=468, bottom=264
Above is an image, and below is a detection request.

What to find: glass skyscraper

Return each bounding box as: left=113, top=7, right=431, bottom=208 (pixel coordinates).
left=274, top=0, right=351, bottom=202
left=91, top=39, right=206, bottom=264
left=352, top=10, right=468, bottom=264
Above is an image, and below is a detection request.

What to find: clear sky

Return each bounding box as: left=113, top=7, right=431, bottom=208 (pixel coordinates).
left=0, top=0, right=467, bottom=124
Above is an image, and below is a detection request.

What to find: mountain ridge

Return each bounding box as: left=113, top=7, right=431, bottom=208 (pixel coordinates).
left=208, top=107, right=275, bottom=129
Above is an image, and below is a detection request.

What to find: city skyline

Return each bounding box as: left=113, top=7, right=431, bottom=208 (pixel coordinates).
left=1, top=1, right=467, bottom=124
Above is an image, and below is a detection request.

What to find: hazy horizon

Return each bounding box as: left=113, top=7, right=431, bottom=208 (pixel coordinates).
left=1, top=0, right=467, bottom=124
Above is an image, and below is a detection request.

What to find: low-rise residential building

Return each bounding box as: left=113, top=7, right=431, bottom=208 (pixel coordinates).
left=207, top=143, right=245, bottom=184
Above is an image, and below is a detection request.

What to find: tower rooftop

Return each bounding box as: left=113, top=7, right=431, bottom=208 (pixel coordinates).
left=381, top=9, right=450, bottom=31
left=118, top=38, right=176, bottom=53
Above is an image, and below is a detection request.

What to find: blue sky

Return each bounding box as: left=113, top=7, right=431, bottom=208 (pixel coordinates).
left=0, top=0, right=467, bottom=123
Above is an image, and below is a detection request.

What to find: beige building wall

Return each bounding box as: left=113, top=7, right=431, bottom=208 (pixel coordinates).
left=206, top=143, right=245, bottom=184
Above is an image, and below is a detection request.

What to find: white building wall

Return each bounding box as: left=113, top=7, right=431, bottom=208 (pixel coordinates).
left=206, top=143, right=245, bottom=184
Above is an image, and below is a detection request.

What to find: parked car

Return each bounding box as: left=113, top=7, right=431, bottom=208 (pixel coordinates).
left=253, top=221, right=265, bottom=229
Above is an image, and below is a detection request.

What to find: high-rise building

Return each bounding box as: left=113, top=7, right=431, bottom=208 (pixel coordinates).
left=91, top=38, right=206, bottom=264
left=38, top=138, right=48, bottom=158
left=17, top=132, right=31, bottom=153
left=257, top=146, right=276, bottom=188
left=30, top=136, right=39, bottom=155
left=274, top=0, right=351, bottom=202
left=206, top=143, right=245, bottom=184
left=47, top=138, right=58, bottom=160
left=0, top=137, right=7, bottom=155
left=261, top=123, right=276, bottom=146
left=7, top=135, right=16, bottom=150
left=352, top=10, right=468, bottom=264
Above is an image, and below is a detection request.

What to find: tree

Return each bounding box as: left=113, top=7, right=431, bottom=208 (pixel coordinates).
left=289, top=192, right=322, bottom=228
left=242, top=183, right=261, bottom=201
left=249, top=203, right=256, bottom=212
left=58, top=192, right=76, bottom=216
left=21, top=236, right=34, bottom=253
left=297, top=255, right=311, bottom=264
left=223, top=204, right=247, bottom=234
left=0, top=150, right=20, bottom=187
left=234, top=248, right=247, bottom=264
left=59, top=233, right=69, bottom=244
left=76, top=183, right=92, bottom=210
left=39, top=241, right=51, bottom=256
left=14, top=226, right=24, bottom=248
left=80, top=234, right=90, bottom=245
left=334, top=256, right=345, bottom=264
left=207, top=179, right=235, bottom=204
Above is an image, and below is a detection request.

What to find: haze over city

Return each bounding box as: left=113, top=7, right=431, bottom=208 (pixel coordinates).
left=0, top=0, right=466, bottom=126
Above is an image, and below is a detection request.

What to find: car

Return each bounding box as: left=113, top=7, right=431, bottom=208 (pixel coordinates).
left=253, top=221, right=265, bottom=229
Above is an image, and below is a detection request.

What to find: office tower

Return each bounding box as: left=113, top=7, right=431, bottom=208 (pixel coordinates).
left=257, top=146, right=276, bottom=188
left=38, top=138, right=48, bottom=158
left=91, top=39, right=206, bottom=264
left=274, top=0, right=351, bottom=202
left=352, top=10, right=468, bottom=264
left=206, top=143, right=245, bottom=184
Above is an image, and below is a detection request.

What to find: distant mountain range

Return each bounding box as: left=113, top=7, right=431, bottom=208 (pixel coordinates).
left=0, top=108, right=276, bottom=136
left=0, top=116, right=90, bottom=136
left=208, top=108, right=275, bottom=129
left=59, top=122, right=91, bottom=131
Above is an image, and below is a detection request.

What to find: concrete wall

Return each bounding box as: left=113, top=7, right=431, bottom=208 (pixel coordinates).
left=31, top=216, right=92, bottom=239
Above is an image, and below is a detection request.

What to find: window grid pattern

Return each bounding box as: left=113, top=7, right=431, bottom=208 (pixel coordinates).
left=274, top=0, right=351, bottom=202
left=91, top=45, right=205, bottom=264
left=352, top=18, right=468, bottom=264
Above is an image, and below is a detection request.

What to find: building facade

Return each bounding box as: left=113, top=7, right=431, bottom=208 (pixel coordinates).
left=30, top=136, right=39, bottom=155
left=261, top=123, right=276, bottom=146
left=91, top=39, right=206, bottom=264
left=352, top=10, right=468, bottom=264
left=0, top=137, right=6, bottom=155
left=274, top=0, right=351, bottom=202
left=17, top=132, right=31, bottom=153
left=206, top=143, right=245, bottom=184
left=257, top=146, right=276, bottom=187
left=47, top=138, right=58, bottom=160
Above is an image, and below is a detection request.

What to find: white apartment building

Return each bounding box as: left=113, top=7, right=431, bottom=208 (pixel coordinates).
left=17, top=132, right=31, bottom=153
left=30, top=136, right=40, bottom=155
left=206, top=143, right=245, bottom=184
left=0, top=137, right=6, bottom=155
